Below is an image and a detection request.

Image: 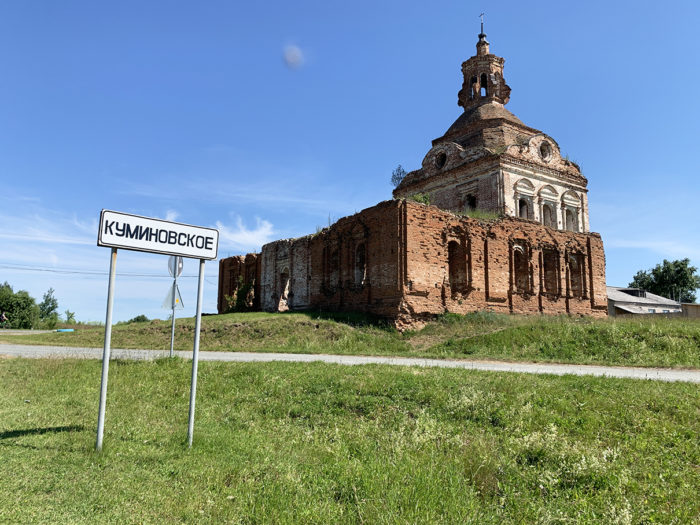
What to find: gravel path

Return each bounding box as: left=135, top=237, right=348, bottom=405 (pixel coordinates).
left=1, top=343, right=698, bottom=383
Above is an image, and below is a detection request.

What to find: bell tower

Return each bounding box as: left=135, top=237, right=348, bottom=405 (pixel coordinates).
left=393, top=16, right=591, bottom=233
left=457, top=17, right=511, bottom=110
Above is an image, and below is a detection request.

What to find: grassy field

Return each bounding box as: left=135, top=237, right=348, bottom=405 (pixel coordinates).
left=0, top=357, right=698, bottom=523
left=2, top=311, right=698, bottom=369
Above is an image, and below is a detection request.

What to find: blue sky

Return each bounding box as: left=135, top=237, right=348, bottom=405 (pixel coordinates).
left=1, top=0, right=699, bottom=323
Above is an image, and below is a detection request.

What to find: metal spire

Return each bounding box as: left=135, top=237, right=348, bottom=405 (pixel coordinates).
left=477, top=12, right=488, bottom=47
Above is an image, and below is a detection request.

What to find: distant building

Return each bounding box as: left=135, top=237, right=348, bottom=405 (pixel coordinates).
left=607, top=287, right=682, bottom=316
left=681, top=303, right=700, bottom=318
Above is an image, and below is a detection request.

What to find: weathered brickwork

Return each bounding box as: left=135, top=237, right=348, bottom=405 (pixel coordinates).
left=218, top=200, right=607, bottom=329
left=217, top=253, right=260, bottom=313
left=396, top=200, right=607, bottom=329
left=217, top=30, right=608, bottom=328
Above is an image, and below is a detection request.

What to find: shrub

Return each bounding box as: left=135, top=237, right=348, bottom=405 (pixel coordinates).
left=408, top=193, right=431, bottom=205
left=223, top=278, right=255, bottom=313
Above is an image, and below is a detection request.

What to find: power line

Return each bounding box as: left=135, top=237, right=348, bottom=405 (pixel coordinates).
left=0, top=263, right=218, bottom=280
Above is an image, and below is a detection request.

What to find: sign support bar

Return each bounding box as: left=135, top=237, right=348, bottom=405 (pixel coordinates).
left=96, top=247, right=117, bottom=452
left=169, top=272, right=177, bottom=358
left=187, top=258, right=205, bottom=447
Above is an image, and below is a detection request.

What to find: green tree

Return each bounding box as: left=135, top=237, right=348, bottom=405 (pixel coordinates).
left=0, top=282, right=12, bottom=327
left=64, top=309, right=76, bottom=323
left=0, top=285, right=39, bottom=329
left=39, top=287, right=59, bottom=328
left=0, top=282, right=13, bottom=312
left=629, top=258, right=700, bottom=303
left=11, top=291, right=40, bottom=328
left=391, top=164, right=406, bottom=188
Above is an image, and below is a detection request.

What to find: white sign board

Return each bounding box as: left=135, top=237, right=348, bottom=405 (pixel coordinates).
left=98, top=210, right=219, bottom=260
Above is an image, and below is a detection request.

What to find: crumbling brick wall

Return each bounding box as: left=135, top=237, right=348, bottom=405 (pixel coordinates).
left=397, top=199, right=607, bottom=329
left=259, top=200, right=405, bottom=318
left=217, top=199, right=607, bottom=329
left=217, top=253, right=260, bottom=312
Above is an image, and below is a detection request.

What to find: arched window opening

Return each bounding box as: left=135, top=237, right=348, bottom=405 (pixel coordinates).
left=448, top=241, right=468, bottom=294
left=279, top=269, right=290, bottom=311
left=512, top=242, right=530, bottom=293
left=480, top=73, right=488, bottom=97
left=354, top=244, right=366, bottom=285
left=228, top=269, right=236, bottom=293
left=329, top=249, right=339, bottom=283
left=470, top=76, right=478, bottom=99
left=561, top=192, right=581, bottom=232
left=322, top=247, right=330, bottom=287
left=518, top=199, right=530, bottom=219
left=542, top=248, right=559, bottom=295
left=465, top=194, right=477, bottom=211
left=568, top=253, right=585, bottom=298
left=542, top=204, right=554, bottom=228
left=323, top=245, right=339, bottom=292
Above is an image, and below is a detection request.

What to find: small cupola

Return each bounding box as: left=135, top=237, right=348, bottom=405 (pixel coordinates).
left=457, top=17, right=512, bottom=111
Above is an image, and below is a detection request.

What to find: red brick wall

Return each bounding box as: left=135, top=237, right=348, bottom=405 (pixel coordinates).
left=261, top=200, right=406, bottom=318
left=399, top=200, right=607, bottom=327
left=217, top=199, right=607, bottom=328
left=217, top=253, right=260, bottom=313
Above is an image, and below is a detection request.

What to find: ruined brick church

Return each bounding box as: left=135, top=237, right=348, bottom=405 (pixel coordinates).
left=217, top=29, right=608, bottom=328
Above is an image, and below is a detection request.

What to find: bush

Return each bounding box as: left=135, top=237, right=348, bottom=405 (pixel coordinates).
left=408, top=193, right=431, bottom=205
left=223, top=278, right=255, bottom=313
left=127, top=315, right=150, bottom=323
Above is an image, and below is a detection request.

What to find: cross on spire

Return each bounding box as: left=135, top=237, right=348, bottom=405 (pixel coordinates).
left=480, top=13, right=485, bottom=35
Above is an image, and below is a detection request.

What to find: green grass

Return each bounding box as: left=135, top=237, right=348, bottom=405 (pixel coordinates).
left=2, top=311, right=699, bottom=369
left=0, top=358, right=698, bottom=523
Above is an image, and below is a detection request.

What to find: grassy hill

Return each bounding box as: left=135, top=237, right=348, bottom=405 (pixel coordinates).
left=1, top=311, right=698, bottom=368
left=1, top=357, right=698, bottom=523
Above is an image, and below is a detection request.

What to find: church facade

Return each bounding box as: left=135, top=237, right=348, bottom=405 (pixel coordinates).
left=217, top=31, right=608, bottom=328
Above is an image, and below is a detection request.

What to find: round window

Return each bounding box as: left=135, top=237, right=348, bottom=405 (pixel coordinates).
left=435, top=152, right=447, bottom=169
left=539, top=142, right=552, bottom=161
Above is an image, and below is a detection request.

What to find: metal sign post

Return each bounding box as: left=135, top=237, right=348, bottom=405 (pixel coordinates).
left=168, top=256, right=183, bottom=358
left=95, top=210, right=218, bottom=451
left=187, top=258, right=205, bottom=447
left=96, top=247, right=117, bottom=452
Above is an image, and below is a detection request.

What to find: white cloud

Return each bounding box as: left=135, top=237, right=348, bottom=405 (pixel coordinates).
left=0, top=232, right=93, bottom=245
left=605, top=238, right=700, bottom=261
left=0, top=211, right=94, bottom=246
left=120, top=178, right=336, bottom=211
left=216, top=217, right=275, bottom=252
left=165, top=209, right=179, bottom=222
left=71, top=214, right=98, bottom=235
